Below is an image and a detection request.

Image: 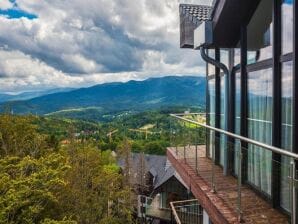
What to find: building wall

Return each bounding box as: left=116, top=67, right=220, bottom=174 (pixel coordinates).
left=205, top=0, right=294, bottom=212
left=158, top=177, right=189, bottom=208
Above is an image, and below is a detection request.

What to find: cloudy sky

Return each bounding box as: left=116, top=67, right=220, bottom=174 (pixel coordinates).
left=0, top=0, right=211, bottom=93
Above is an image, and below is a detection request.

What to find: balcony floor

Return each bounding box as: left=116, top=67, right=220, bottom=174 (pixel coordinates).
left=167, top=146, right=289, bottom=224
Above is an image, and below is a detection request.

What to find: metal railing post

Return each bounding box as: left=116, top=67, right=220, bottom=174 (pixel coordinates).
left=183, top=122, right=186, bottom=162
left=237, top=142, right=243, bottom=222
left=195, top=143, right=198, bottom=174
left=195, top=125, right=199, bottom=174
left=290, top=159, right=297, bottom=224
left=170, top=118, right=173, bottom=147
left=184, top=145, right=186, bottom=162
left=175, top=129, right=178, bottom=156
left=211, top=136, right=216, bottom=193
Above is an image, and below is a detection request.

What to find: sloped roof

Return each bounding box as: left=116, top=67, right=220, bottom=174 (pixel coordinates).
left=118, top=153, right=167, bottom=187
left=179, top=4, right=214, bottom=48
left=118, top=153, right=187, bottom=190
left=179, top=4, right=213, bottom=26
left=154, top=159, right=188, bottom=190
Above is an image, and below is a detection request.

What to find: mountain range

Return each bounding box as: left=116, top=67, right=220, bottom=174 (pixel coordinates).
left=0, top=88, right=74, bottom=103
left=0, top=76, right=206, bottom=118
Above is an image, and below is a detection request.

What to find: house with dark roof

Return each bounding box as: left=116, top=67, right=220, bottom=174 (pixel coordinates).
left=118, top=153, right=192, bottom=223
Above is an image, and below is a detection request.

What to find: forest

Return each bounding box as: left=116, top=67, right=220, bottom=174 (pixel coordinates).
left=0, top=108, right=206, bottom=224
left=0, top=114, right=134, bottom=224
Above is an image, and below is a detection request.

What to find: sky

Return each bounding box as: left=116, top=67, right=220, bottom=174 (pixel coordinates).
left=0, top=0, right=211, bottom=93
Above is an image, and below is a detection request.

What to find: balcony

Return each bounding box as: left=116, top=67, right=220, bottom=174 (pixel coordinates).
left=168, top=113, right=298, bottom=224
left=138, top=195, right=172, bottom=222
left=139, top=195, right=204, bottom=224
left=170, top=199, right=203, bottom=224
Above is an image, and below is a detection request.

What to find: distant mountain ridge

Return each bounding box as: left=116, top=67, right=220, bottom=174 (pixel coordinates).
left=0, top=88, right=74, bottom=103
left=1, top=76, right=206, bottom=115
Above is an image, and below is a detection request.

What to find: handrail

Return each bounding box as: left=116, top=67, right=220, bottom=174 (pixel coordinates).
left=170, top=199, right=201, bottom=224
left=171, top=112, right=206, bottom=116
left=171, top=199, right=199, bottom=205
left=170, top=113, right=298, bottom=160
left=170, top=202, right=182, bottom=224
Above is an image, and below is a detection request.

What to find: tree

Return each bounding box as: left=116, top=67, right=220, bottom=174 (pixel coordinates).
left=144, top=141, right=166, bottom=155
left=117, top=139, right=133, bottom=187
left=59, top=142, right=133, bottom=224
left=0, top=115, right=47, bottom=157
left=0, top=153, right=71, bottom=224
left=0, top=115, right=135, bottom=224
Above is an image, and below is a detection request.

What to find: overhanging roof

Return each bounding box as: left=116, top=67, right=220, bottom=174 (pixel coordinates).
left=180, top=4, right=213, bottom=48
left=180, top=4, right=213, bottom=26
left=180, top=0, right=264, bottom=49
left=212, top=0, right=262, bottom=48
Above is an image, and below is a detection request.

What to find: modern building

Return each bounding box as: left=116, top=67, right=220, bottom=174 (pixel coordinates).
left=164, top=0, right=298, bottom=224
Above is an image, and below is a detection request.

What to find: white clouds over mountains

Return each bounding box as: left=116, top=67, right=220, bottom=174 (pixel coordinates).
left=0, top=0, right=210, bottom=93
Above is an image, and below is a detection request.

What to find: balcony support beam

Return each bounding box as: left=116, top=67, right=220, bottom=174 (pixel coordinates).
left=237, top=145, right=243, bottom=222
left=271, top=0, right=282, bottom=209
left=215, top=48, right=221, bottom=165
left=240, top=25, right=248, bottom=183
left=228, top=49, right=235, bottom=174
left=293, top=0, right=298, bottom=222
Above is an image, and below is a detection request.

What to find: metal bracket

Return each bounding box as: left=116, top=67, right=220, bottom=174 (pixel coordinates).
left=294, top=178, right=298, bottom=188
left=288, top=175, right=298, bottom=188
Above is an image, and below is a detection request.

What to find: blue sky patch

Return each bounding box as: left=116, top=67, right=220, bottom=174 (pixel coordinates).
left=284, top=0, right=293, bottom=4
left=0, top=0, right=37, bottom=19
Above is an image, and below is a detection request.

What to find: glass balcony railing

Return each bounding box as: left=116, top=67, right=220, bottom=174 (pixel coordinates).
left=169, top=112, right=298, bottom=224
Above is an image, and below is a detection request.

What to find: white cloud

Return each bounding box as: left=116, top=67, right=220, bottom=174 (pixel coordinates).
left=0, top=0, right=13, bottom=10
left=0, top=48, right=204, bottom=93
left=0, top=49, right=83, bottom=92
left=0, top=0, right=211, bottom=93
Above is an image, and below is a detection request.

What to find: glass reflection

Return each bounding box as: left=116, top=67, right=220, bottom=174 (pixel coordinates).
left=220, top=50, right=229, bottom=68
left=280, top=61, right=293, bottom=211
left=207, top=78, right=216, bottom=158
left=234, top=72, right=241, bottom=175
left=208, top=49, right=215, bottom=75
left=282, top=0, right=293, bottom=54
left=247, top=68, right=272, bottom=195
left=220, top=76, right=226, bottom=167
left=247, top=0, right=273, bottom=61
left=234, top=49, right=240, bottom=66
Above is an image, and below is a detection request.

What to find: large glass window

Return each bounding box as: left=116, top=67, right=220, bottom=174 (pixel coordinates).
left=234, top=49, right=240, bottom=66
left=207, top=49, right=216, bottom=158
left=282, top=0, right=293, bottom=54
left=234, top=72, right=241, bottom=175
left=234, top=49, right=258, bottom=65
left=208, top=49, right=215, bottom=76
left=219, top=50, right=229, bottom=168
left=247, top=68, right=272, bottom=195
left=247, top=0, right=273, bottom=61
left=220, top=50, right=229, bottom=68
left=235, top=72, right=241, bottom=136
left=280, top=61, right=293, bottom=211
left=220, top=76, right=226, bottom=166
left=207, top=78, right=216, bottom=157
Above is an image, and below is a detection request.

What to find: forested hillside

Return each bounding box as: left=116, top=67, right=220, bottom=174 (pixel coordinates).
left=0, top=109, right=206, bottom=223
left=1, top=76, right=206, bottom=116
left=0, top=114, right=134, bottom=224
